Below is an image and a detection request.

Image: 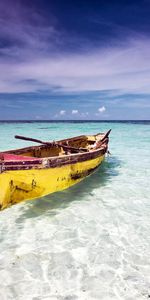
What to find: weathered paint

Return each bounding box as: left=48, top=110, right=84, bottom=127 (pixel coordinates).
left=0, top=131, right=111, bottom=210
left=0, top=154, right=104, bottom=210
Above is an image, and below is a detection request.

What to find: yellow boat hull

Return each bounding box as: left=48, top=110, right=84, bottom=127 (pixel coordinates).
left=0, top=154, right=105, bottom=210
left=0, top=130, right=111, bottom=210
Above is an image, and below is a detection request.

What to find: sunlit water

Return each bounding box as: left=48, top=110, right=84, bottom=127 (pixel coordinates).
left=0, top=121, right=150, bottom=300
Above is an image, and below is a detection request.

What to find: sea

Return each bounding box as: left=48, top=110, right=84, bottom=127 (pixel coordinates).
left=0, top=121, right=150, bottom=300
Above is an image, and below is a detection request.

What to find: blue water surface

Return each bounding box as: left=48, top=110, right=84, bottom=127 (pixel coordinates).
left=0, top=121, right=150, bottom=300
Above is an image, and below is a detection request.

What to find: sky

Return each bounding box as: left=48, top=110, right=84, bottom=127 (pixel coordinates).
left=0, top=0, right=150, bottom=120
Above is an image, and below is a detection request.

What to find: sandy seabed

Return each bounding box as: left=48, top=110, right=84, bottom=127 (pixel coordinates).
left=0, top=121, right=150, bottom=300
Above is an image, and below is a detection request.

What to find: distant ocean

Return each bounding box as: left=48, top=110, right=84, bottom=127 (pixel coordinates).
left=0, top=121, right=150, bottom=299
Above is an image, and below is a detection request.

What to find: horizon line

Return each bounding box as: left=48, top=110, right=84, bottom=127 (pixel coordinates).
left=0, top=119, right=150, bottom=122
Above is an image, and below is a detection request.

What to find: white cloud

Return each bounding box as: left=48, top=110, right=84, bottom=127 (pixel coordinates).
left=98, top=106, right=106, bottom=113
left=1, top=36, right=150, bottom=95
left=72, top=109, right=78, bottom=114
left=59, top=110, right=66, bottom=115
left=80, top=112, right=89, bottom=117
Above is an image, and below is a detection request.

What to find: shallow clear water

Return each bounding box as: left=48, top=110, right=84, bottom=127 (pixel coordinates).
left=0, top=121, right=150, bottom=300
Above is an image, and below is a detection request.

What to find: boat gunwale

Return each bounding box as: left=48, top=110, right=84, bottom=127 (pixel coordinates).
left=0, top=146, right=107, bottom=171
left=1, top=145, right=107, bottom=162
left=2, top=133, right=100, bottom=156
left=0, top=133, right=109, bottom=172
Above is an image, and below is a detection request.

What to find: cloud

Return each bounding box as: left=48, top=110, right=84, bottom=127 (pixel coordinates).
left=80, top=112, right=89, bottom=118
left=59, top=110, right=66, bottom=115
left=0, top=1, right=59, bottom=60
left=98, top=106, right=106, bottom=113
left=0, top=2, right=150, bottom=98
left=72, top=109, right=78, bottom=114
left=1, top=37, right=150, bottom=95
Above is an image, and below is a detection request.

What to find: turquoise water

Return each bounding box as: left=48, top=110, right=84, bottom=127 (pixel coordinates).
left=0, top=121, right=150, bottom=300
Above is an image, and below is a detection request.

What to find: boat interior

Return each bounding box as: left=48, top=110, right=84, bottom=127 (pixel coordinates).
left=1, top=134, right=104, bottom=161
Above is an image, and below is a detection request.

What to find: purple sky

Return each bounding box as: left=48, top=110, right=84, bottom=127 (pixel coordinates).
left=0, top=0, right=150, bottom=120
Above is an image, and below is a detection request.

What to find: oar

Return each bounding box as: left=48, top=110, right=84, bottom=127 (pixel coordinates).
left=100, top=129, right=111, bottom=143
left=15, top=135, right=88, bottom=153
left=93, top=129, right=111, bottom=149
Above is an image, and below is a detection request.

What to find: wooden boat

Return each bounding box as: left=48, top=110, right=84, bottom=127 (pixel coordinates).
left=0, top=129, right=111, bottom=210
